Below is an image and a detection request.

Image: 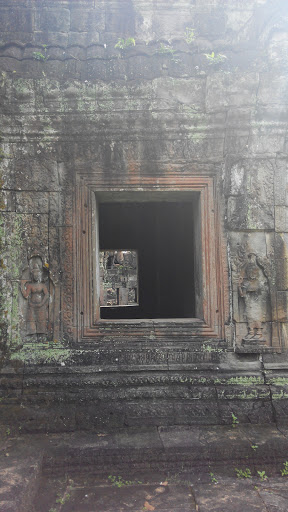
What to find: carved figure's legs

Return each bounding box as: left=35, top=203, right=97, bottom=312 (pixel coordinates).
left=26, top=306, right=47, bottom=335
left=26, top=307, right=37, bottom=335
left=35, top=305, right=47, bottom=334
left=243, top=293, right=267, bottom=342
left=243, top=321, right=265, bottom=342
left=255, top=327, right=264, bottom=339
left=244, top=325, right=254, bottom=340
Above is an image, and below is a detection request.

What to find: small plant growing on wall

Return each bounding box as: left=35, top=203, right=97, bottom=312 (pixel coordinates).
left=231, top=412, right=239, bottom=428
left=156, top=43, right=176, bottom=55
left=114, top=37, right=136, bottom=50
left=155, top=43, right=180, bottom=63
left=281, top=461, right=288, bottom=476
left=108, top=475, right=142, bottom=487
left=257, top=470, right=268, bottom=481
left=32, top=45, right=49, bottom=62
left=56, top=492, right=71, bottom=505
left=184, top=27, right=196, bottom=44
left=204, top=51, right=227, bottom=65
left=235, top=467, right=252, bottom=479
left=209, top=471, right=218, bottom=484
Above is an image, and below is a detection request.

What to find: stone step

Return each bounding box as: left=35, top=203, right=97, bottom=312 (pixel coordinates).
left=2, top=424, right=288, bottom=511
left=42, top=424, right=288, bottom=473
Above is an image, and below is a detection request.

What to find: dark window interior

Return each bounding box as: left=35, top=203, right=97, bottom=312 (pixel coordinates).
left=99, top=199, right=198, bottom=319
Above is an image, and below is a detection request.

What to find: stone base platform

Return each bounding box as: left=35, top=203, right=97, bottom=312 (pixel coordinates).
left=1, top=342, right=288, bottom=431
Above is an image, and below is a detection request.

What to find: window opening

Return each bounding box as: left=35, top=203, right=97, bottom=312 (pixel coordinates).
left=98, top=198, right=200, bottom=320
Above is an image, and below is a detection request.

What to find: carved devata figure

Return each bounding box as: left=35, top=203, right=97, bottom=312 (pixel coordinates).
left=238, top=253, right=269, bottom=343
left=20, top=256, right=51, bottom=336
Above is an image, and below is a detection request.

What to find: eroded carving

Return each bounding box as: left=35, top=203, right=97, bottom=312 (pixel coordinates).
left=61, top=227, right=74, bottom=339
left=238, top=252, right=269, bottom=343
left=20, top=256, right=51, bottom=336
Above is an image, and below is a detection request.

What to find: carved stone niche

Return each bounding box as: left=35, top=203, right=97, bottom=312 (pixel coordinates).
left=74, top=172, right=229, bottom=343
left=19, top=255, right=55, bottom=341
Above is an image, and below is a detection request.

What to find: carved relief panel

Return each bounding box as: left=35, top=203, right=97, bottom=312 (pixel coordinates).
left=230, top=236, right=276, bottom=350
left=238, top=252, right=270, bottom=343
left=19, top=256, right=55, bottom=340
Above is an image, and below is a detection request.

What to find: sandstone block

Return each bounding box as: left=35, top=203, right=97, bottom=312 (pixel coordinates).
left=35, top=8, right=70, bottom=33
left=276, top=207, right=288, bottom=232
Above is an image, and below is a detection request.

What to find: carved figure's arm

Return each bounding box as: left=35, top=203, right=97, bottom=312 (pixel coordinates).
left=20, top=280, right=31, bottom=299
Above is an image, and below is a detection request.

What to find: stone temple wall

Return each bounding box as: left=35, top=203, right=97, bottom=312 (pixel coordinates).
left=0, top=0, right=288, bottom=430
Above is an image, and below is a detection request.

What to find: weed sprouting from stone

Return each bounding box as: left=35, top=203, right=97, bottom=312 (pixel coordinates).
left=235, top=468, right=252, bottom=479
left=114, top=38, right=136, bottom=50
left=209, top=471, right=218, bottom=484
left=231, top=413, right=239, bottom=428
left=32, top=46, right=49, bottom=62
left=108, top=475, right=142, bottom=487
left=204, top=51, right=227, bottom=65
left=184, top=27, right=196, bottom=44
left=281, top=461, right=288, bottom=476
left=56, top=492, right=71, bottom=504
left=257, top=470, right=268, bottom=481
left=156, top=43, right=176, bottom=56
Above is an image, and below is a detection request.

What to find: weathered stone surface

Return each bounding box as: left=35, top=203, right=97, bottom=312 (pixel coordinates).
left=275, top=258, right=288, bottom=291
left=0, top=8, right=34, bottom=32
left=248, top=131, right=285, bottom=155
left=258, top=74, right=288, bottom=105
left=3, top=424, right=288, bottom=511
left=218, top=400, right=274, bottom=425
left=276, top=207, right=288, bottom=233
left=0, top=455, right=42, bottom=512
left=275, top=160, right=288, bottom=206
left=70, top=8, right=105, bottom=32
left=276, top=292, right=288, bottom=322
left=226, top=160, right=274, bottom=230
left=49, top=191, right=73, bottom=226
left=0, top=191, right=16, bottom=212
left=15, top=192, right=49, bottom=214
left=193, top=481, right=265, bottom=511
left=1, top=213, right=49, bottom=266
left=35, top=8, right=71, bottom=32
left=206, top=73, right=258, bottom=112
left=224, top=108, right=251, bottom=154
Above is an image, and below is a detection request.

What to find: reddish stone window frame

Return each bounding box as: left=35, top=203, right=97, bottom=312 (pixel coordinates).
left=75, top=174, right=228, bottom=341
